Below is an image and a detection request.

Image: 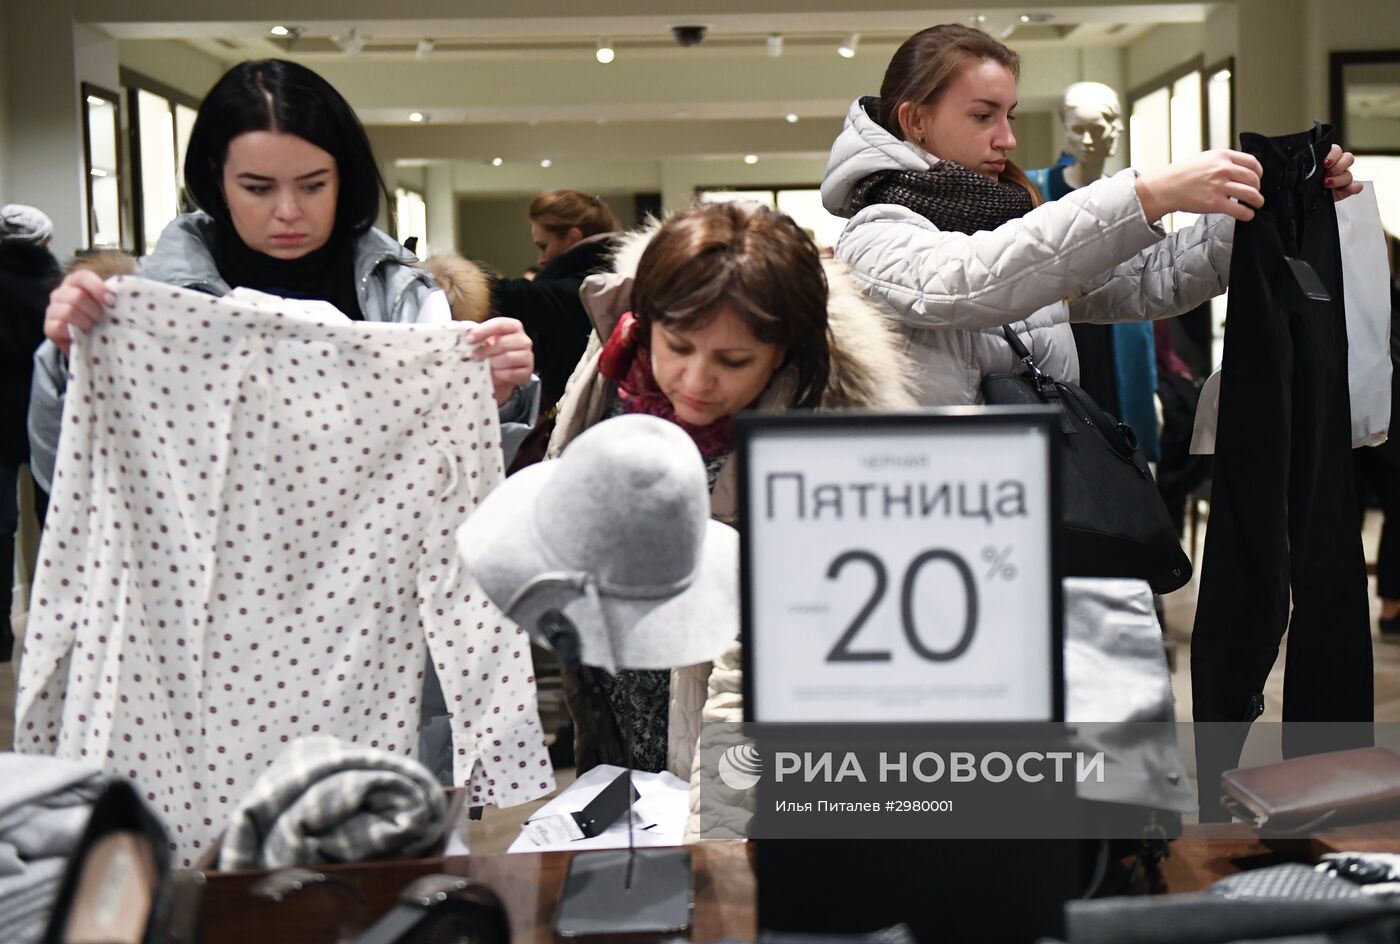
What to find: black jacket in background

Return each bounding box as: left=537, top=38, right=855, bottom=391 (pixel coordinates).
left=0, top=241, right=60, bottom=464
left=490, top=232, right=619, bottom=409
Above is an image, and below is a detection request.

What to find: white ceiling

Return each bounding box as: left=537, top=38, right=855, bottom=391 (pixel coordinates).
left=89, top=1, right=1213, bottom=168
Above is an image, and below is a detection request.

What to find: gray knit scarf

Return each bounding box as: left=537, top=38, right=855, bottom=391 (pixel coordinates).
left=847, top=154, right=1034, bottom=235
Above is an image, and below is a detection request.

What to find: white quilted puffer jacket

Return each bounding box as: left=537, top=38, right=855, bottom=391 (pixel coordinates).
left=822, top=98, right=1236, bottom=406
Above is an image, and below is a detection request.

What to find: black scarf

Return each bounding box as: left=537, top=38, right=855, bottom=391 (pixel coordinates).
left=847, top=149, right=1035, bottom=235
left=210, top=225, right=362, bottom=319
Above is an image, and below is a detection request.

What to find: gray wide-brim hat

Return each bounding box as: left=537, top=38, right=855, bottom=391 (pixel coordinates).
left=456, top=414, right=739, bottom=674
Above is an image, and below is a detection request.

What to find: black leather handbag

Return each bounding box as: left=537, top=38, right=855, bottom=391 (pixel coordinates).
left=981, top=326, right=1192, bottom=594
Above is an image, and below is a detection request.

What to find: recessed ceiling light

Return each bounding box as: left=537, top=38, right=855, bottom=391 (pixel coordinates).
left=837, top=33, right=859, bottom=58
left=767, top=34, right=783, bottom=58
left=269, top=25, right=290, bottom=36
left=596, top=38, right=615, bottom=64
left=785, top=113, right=799, bottom=124
left=540, top=158, right=553, bottom=168
left=408, top=112, right=424, bottom=122
left=415, top=39, right=434, bottom=61
left=491, top=157, right=503, bottom=167
left=744, top=154, right=759, bottom=165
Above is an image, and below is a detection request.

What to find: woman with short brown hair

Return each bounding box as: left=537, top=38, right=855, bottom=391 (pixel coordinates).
left=490, top=190, right=622, bottom=415
left=546, top=199, right=916, bottom=775
left=527, top=189, right=620, bottom=264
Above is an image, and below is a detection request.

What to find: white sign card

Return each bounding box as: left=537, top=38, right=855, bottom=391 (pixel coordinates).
left=739, top=409, right=1061, bottom=723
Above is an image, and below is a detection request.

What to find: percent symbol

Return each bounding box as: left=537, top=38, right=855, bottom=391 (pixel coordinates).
left=981, top=546, right=1016, bottom=580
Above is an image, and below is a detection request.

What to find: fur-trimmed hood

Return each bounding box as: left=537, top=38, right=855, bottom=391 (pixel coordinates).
left=578, top=220, right=918, bottom=413
left=421, top=254, right=492, bottom=323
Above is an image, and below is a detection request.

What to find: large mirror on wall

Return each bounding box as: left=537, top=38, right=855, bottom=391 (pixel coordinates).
left=1332, top=51, right=1400, bottom=154
left=1331, top=51, right=1400, bottom=241
left=82, top=83, right=124, bottom=250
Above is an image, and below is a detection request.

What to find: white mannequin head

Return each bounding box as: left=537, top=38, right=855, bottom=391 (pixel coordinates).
left=1060, top=81, right=1123, bottom=168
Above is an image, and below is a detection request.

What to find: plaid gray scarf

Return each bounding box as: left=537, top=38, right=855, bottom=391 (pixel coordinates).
left=847, top=159, right=1034, bottom=235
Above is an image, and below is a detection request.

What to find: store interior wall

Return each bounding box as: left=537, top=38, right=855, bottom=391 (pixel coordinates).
left=117, top=38, right=224, bottom=98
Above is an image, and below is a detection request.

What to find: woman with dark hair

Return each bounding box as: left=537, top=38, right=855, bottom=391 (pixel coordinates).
left=33, top=59, right=536, bottom=488
left=545, top=200, right=917, bottom=774
left=490, top=189, right=622, bottom=414
left=821, top=24, right=1361, bottom=406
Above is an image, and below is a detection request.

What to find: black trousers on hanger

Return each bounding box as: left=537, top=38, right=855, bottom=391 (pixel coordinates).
left=1191, top=124, right=1373, bottom=817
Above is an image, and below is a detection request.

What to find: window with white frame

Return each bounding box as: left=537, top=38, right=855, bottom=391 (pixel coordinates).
left=82, top=84, right=124, bottom=249
left=124, top=71, right=199, bottom=255
left=1129, top=58, right=1237, bottom=371
left=696, top=186, right=845, bottom=250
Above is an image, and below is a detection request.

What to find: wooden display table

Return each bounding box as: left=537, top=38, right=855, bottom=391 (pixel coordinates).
left=196, top=827, right=1400, bottom=942
left=198, top=841, right=755, bottom=944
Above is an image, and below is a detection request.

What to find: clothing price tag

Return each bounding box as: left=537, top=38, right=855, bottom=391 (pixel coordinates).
left=737, top=410, right=1061, bottom=723
left=521, top=814, right=587, bottom=846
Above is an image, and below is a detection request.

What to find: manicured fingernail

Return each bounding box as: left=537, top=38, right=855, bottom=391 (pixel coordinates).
left=1324, top=177, right=1334, bottom=186
left=1324, top=158, right=1334, bottom=168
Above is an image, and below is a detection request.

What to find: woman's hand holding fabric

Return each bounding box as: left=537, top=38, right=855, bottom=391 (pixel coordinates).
left=468, top=316, right=535, bottom=405
left=1135, top=149, right=1265, bottom=225
left=1322, top=144, right=1363, bottom=202
left=45, top=270, right=115, bottom=355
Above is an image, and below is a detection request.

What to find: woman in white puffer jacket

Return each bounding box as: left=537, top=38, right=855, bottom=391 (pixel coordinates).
left=821, top=24, right=1361, bottom=405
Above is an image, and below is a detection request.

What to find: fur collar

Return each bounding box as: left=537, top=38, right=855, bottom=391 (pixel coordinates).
left=581, top=220, right=917, bottom=412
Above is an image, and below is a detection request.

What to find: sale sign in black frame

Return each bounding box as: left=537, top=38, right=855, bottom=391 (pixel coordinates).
left=737, top=407, right=1064, bottom=723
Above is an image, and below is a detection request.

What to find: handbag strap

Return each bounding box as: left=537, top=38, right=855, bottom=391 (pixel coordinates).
left=1000, top=325, right=1046, bottom=383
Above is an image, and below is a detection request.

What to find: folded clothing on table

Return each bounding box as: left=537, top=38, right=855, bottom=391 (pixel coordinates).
left=219, top=736, right=449, bottom=871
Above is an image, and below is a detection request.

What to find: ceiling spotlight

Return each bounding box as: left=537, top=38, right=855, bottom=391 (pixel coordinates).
left=837, top=33, right=859, bottom=58
left=1020, top=12, right=1054, bottom=23
left=744, top=154, right=759, bottom=165
left=415, top=38, right=434, bottom=61
left=976, top=15, right=987, bottom=23
left=334, top=28, right=366, bottom=56
left=785, top=113, right=799, bottom=123
left=491, top=157, right=503, bottom=167
left=767, top=34, right=783, bottom=58
left=540, top=158, right=553, bottom=168
left=408, top=112, right=424, bottom=122
left=1019, top=14, right=1031, bottom=22
left=595, top=38, right=615, bottom=64
left=269, top=25, right=290, bottom=36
